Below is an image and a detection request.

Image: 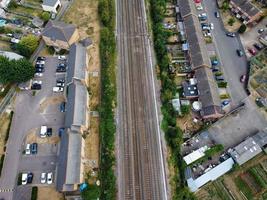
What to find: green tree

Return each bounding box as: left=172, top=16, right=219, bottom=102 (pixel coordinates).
left=238, top=24, right=247, bottom=33
left=222, top=0, right=230, bottom=12
left=0, top=56, right=34, bottom=84
left=40, top=12, right=50, bottom=22
left=16, top=35, right=39, bottom=58
left=228, top=17, right=235, bottom=26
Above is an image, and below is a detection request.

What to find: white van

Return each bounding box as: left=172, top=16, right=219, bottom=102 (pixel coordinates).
left=40, top=126, right=47, bottom=138
left=25, top=144, right=31, bottom=155
left=53, top=87, right=63, bottom=92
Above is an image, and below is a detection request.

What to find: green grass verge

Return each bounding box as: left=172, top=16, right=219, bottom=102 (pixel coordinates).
left=234, top=176, right=254, bottom=200
left=31, top=186, right=38, bottom=200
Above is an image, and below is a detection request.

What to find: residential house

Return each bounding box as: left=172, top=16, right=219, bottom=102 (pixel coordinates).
left=228, top=137, right=262, bottom=165
left=229, top=0, right=262, bottom=24
left=42, top=0, right=61, bottom=13
left=66, top=43, right=89, bottom=86
left=195, top=67, right=224, bottom=119
left=65, top=81, right=89, bottom=134
left=42, top=20, right=79, bottom=50
left=56, top=131, right=85, bottom=192
left=183, top=146, right=208, bottom=165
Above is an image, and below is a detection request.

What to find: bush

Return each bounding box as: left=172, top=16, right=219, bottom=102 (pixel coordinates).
left=181, top=105, right=190, bottom=115
left=220, top=93, right=230, bottom=99
left=228, top=18, right=235, bottom=26
left=31, top=187, right=38, bottom=200
left=16, top=35, right=39, bottom=58
left=40, top=12, right=50, bottom=22
left=217, top=81, right=228, bottom=88
left=238, top=24, right=247, bottom=33
left=82, top=184, right=100, bottom=200
left=8, top=0, right=18, bottom=9
left=215, top=72, right=223, bottom=76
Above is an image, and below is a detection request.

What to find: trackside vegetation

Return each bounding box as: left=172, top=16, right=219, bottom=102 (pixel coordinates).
left=98, top=0, right=116, bottom=199
left=149, top=0, right=196, bottom=199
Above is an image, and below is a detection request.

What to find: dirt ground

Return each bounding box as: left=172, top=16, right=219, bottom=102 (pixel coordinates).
left=0, top=113, right=12, bottom=155
left=63, top=0, right=100, bottom=176
left=37, top=187, right=64, bottom=200
left=220, top=10, right=242, bottom=32
left=26, top=130, right=60, bottom=144
left=39, top=96, right=65, bottom=113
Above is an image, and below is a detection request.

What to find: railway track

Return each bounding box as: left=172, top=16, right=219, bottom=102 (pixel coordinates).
left=116, top=0, right=168, bottom=199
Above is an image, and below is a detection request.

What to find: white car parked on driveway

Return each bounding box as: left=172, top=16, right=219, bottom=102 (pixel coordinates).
left=47, top=172, right=53, bottom=184
left=41, top=173, right=46, bottom=184
left=21, top=173, right=28, bottom=185
left=25, top=144, right=31, bottom=155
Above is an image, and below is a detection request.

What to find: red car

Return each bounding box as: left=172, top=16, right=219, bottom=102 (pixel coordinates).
left=240, top=75, right=246, bottom=83
left=248, top=48, right=256, bottom=56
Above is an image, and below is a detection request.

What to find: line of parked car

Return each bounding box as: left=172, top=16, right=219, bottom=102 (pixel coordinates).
left=31, top=57, right=46, bottom=90
left=21, top=172, right=53, bottom=185
left=25, top=143, right=38, bottom=155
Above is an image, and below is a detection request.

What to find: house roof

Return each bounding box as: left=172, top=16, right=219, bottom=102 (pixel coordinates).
left=229, top=137, right=262, bottom=165
left=186, top=158, right=235, bottom=192
left=67, top=43, right=87, bottom=84
left=42, top=20, right=76, bottom=43
left=195, top=67, right=222, bottom=117
left=182, top=12, right=210, bottom=69
left=56, top=131, right=83, bottom=191
left=231, top=0, right=261, bottom=17
left=42, top=0, right=59, bottom=7
left=65, top=81, right=88, bottom=132
left=179, top=0, right=196, bottom=17
left=183, top=146, right=208, bottom=165
left=252, top=128, right=267, bottom=148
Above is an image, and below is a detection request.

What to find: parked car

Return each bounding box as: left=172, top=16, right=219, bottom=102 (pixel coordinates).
left=32, top=80, right=42, bottom=85
left=58, top=128, right=65, bottom=137
left=198, top=13, right=207, bottom=21
left=236, top=49, right=244, bottom=57
left=31, top=83, right=42, bottom=90
left=56, top=82, right=65, bottom=87
left=37, top=56, right=46, bottom=61
left=57, top=78, right=65, bottom=83
left=196, top=5, right=203, bottom=10
left=47, top=128, right=52, bottom=137
left=226, top=32, right=236, bottom=37
left=27, top=172, right=33, bottom=184
left=214, top=11, right=220, bottom=18
left=51, top=12, right=56, bottom=20
left=41, top=173, right=46, bottom=184
left=210, top=23, right=214, bottom=30
left=56, top=68, right=66, bottom=73
left=31, top=143, right=38, bottom=154
left=240, top=75, right=246, bottom=83
left=21, top=173, right=28, bottom=185
left=211, top=60, right=219, bottom=66
left=212, top=66, right=220, bottom=72
left=40, top=126, right=47, bottom=138
left=35, top=68, right=45, bottom=73
left=248, top=48, right=256, bottom=56
left=258, top=28, right=264, bottom=34
left=36, top=60, right=45, bottom=65
left=58, top=55, right=66, bottom=60
left=34, top=73, right=43, bottom=77
left=47, top=172, right=53, bottom=184
left=222, top=100, right=230, bottom=107
left=25, top=144, right=31, bottom=155
left=60, top=102, right=66, bottom=112
left=53, top=87, right=64, bottom=92
left=35, top=63, right=44, bottom=68
left=253, top=43, right=264, bottom=51
left=215, top=75, right=224, bottom=81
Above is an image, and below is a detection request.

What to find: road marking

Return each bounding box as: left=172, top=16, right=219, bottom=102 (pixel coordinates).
left=0, top=188, right=14, bottom=192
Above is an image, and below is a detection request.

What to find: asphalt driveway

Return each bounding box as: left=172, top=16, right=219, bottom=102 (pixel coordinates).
left=202, top=0, right=248, bottom=105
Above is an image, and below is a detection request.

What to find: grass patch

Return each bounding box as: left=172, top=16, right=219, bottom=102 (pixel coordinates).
left=234, top=176, right=253, bottom=200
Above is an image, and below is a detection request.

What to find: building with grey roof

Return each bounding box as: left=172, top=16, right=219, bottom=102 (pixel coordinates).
left=42, top=20, right=79, bottom=50
left=65, top=81, right=89, bottom=133
left=229, top=137, right=262, bottom=165
left=42, top=0, right=61, bottom=13
left=195, top=68, right=224, bottom=119
left=56, top=130, right=85, bottom=192
left=230, top=0, right=262, bottom=24
left=252, top=128, right=267, bottom=149
left=67, top=43, right=89, bottom=86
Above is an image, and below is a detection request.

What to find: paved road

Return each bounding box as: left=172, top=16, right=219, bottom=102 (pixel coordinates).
left=203, top=0, right=248, bottom=105
left=0, top=57, right=65, bottom=200
left=116, top=0, right=168, bottom=199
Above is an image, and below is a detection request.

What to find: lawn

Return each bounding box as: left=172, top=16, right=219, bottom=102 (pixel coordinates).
left=8, top=4, right=42, bottom=17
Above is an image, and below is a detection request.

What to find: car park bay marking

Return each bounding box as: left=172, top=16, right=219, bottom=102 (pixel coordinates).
left=0, top=188, right=14, bottom=192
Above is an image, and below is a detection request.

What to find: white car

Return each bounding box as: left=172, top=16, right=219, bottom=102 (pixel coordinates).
left=41, top=173, right=46, bottom=184
left=198, top=13, right=207, bottom=18
left=47, top=172, right=53, bottom=184
left=32, top=80, right=42, bottom=85
left=58, top=55, right=66, bottom=60
left=196, top=5, right=203, bottom=10
left=56, top=82, right=64, bottom=87
left=36, top=60, right=45, bottom=65
left=25, top=144, right=31, bottom=155
left=34, top=73, right=43, bottom=77
left=53, top=87, right=64, bottom=92
left=40, top=126, right=47, bottom=138
left=21, top=173, right=28, bottom=185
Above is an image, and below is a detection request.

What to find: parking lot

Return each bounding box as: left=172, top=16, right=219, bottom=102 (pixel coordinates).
left=0, top=56, right=67, bottom=199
